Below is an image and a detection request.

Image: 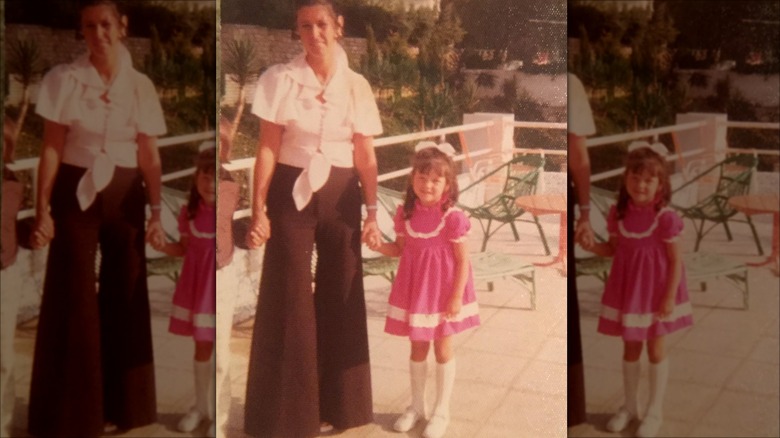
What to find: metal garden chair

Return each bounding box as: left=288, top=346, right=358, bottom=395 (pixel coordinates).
left=671, top=153, right=763, bottom=254
left=457, top=154, right=550, bottom=253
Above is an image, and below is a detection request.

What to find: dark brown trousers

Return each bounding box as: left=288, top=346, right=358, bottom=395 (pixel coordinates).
left=28, top=164, right=156, bottom=437
left=567, top=174, right=587, bottom=426
left=245, top=164, right=373, bottom=438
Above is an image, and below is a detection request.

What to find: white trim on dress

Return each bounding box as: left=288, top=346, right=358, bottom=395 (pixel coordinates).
left=600, top=301, right=693, bottom=328
left=189, top=220, right=216, bottom=239
left=618, top=207, right=675, bottom=239
left=404, top=207, right=465, bottom=239
left=386, top=301, right=480, bottom=328
left=171, top=304, right=216, bottom=328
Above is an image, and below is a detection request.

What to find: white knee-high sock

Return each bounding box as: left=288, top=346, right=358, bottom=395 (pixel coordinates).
left=194, top=359, right=213, bottom=417
left=623, top=360, right=641, bottom=416
left=433, top=360, right=456, bottom=418
left=646, top=359, right=669, bottom=419
left=410, top=360, right=427, bottom=416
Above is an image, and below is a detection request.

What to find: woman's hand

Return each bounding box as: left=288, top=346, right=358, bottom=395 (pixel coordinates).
left=361, top=218, right=381, bottom=249
left=247, top=211, right=271, bottom=248
left=145, top=218, right=166, bottom=248
left=444, top=295, right=462, bottom=320
left=32, top=211, right=55, bottom=249
left=575, top=217, right=594, bottom=249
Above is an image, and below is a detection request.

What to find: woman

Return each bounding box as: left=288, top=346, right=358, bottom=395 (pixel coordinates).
left=244, top=0, right=383, bottom=436
left=28, top=1, right=166, bottom=436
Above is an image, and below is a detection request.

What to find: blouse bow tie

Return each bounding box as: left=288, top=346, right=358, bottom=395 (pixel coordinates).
left=76, top=152, right=115, bottom=210
left=291, top=152, right=331, bottom=211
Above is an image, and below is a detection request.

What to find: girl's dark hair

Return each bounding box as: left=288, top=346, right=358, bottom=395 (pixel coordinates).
left=615, top=146, right=672, bottom=219
left=78, top=0, right=124, bottom=16
left=187, top=147, right=216, bottom=219
left=403, top=147, right=459, bottom=219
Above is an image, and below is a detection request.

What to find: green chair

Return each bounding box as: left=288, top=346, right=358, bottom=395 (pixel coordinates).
left=671, top=153, right=763, bottom=254
left=458, top=154, right=550, bottom=253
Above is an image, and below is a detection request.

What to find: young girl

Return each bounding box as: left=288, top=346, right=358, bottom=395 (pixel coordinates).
left=153, top=143, right=217, bottom=437
left=369, top=142, right=480, bottom=438
left=580, top=141, right=693, bottom=438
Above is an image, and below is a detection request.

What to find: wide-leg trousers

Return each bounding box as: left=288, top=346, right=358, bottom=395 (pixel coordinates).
left=245, top=164, right=373, bottom=438
left=28, top=164, right=157, bottom=437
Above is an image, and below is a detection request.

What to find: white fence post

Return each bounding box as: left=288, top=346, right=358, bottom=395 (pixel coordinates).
left=675, top=112, right=728, bottom=169
left=462, top=113, right=515, bottom=163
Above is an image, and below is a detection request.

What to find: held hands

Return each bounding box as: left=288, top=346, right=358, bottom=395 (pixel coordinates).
left=32, top=211, right=55, bottom=249
left=361, top=218, right=382, bottom=250
left=145, top=218, right=166, bottom=250
left=575, top=217, right=595, bottom=250
left=247, top=211, right=271, bottom=249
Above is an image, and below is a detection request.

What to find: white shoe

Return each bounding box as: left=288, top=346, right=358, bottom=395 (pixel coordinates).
left=605, top=406, right=634, bottom=432
left=319, top=422, right=334, bottom=434
left=178, top=408, right=205, bottom=433
left=393, top=406, right=423, bottom=432
left=422, top=413, right=449, bottom=438
left=636, top=413, right=662, bottom=438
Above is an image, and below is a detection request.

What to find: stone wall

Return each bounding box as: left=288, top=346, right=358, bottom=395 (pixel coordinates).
left=220, top=24, right=367, bottom=106
left=4, top=24, right=151, bottom=105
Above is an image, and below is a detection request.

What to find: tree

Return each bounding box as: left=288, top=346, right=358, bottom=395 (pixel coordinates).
left=223, top=39, right=264, bottom=143
left=6, top=38, right=47, bottom=141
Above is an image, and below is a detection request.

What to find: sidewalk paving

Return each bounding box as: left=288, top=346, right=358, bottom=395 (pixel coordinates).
left=568, top=218, right=780, bottom=438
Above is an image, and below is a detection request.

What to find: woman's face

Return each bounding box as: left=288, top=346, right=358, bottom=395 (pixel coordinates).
left=81, top=5, right=125, bottom=59
left=296, top=5, right=343, bottom=61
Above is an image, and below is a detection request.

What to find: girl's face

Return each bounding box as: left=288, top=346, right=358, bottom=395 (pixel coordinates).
left=296, top=5, right=342, bottom=61
left=81, top=5, right=125, bottom=59
left=196, top=170, right=216, bottom=207
left=412, top=170, right=449, bottom=207
left=625, top=168, right=660, bottom=206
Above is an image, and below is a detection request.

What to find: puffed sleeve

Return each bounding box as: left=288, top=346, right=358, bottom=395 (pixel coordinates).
left=177, top=206, right=190, bottom=237
left=606, top=205, right=618, bottom=237
left=393, top=205, right=406, bottom=237
left=350, top=73, right=383, bottom=136
left=135, top=73, right=167, bottom=136
left=35, top=65, right=78, bottom=124
left=658, top=209, right=684, bottom=242
left=445, top=210, right=471, bottom=242
left=251, top=64, right=295, bottom=124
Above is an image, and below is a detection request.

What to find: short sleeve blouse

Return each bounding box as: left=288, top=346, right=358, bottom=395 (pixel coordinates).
left=250, top=45, right=382, bottom=169
left=568, top=73, right=596, bottom=137
left=35, top=44, right=166, bottom=169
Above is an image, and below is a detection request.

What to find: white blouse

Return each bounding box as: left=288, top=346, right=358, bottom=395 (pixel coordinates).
left=251, top=44, right=382, bottom=210
left=567, top=73, right=596, bottom=137
left=36, top=44, right=166, bottom=210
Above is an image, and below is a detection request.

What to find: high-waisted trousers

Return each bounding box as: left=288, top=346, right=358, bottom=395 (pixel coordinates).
left=28, top=163, right=156, bottom=437
left=245, top=164, right=373, bottom=438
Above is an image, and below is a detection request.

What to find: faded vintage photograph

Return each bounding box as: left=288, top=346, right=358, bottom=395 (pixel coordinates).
left=217, top=0, right=567, bottom=437
left=567, top=1, right=779, bottom=437
left=1, top=0, right=217, bottom=437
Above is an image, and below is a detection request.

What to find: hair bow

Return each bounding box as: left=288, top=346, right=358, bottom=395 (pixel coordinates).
left=414, top=141, right=456, bottom=156
left=198, top=141, right=217, bottom=152
left=627, top=141, right=668, bottom=156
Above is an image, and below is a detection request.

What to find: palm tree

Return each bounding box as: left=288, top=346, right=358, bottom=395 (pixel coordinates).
left=222, top=39, right=263, bottom=143
left=6, top=38, right=46, bottom=141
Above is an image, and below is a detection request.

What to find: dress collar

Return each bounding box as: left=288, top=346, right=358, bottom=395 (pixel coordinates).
left=627, top=199, right=655, bottom=212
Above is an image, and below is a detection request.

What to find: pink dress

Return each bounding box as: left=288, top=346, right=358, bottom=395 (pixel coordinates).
left=169, top=202, right=216, bottom=341
left=384, top=201, right=480, bottom=341
left=598, top=202, right=694, bottom=340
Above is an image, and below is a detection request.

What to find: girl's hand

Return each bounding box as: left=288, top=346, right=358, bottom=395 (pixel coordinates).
left=656, top=295, right=675, bottom=322
left=361, top=218, right=381, bottom=249
left=32, top=211, right=55, bottom=249
left=247, top=211, right=271, bottom=248
left=575, top=218, right=594, bottom=249
left=145, top=218, right=166, bottom=248
left=444, top=295, right=462, bottom=320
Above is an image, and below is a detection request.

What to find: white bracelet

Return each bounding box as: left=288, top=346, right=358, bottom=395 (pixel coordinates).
left=366, top=205, right=378, bottom=211
left=150, top=205, right=162, bottom=211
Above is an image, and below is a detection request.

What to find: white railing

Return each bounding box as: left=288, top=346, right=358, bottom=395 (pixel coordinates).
left=587, top=117, right=779, bottom=183
left=7, top=130, right=216, bottom=219
left=225, top=116, right=568, bottom=219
